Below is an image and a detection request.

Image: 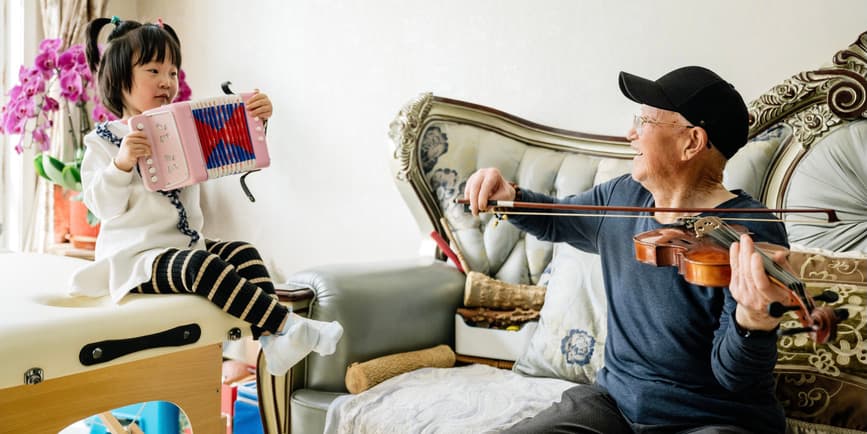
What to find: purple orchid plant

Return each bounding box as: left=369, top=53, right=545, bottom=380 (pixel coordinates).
left=1, top=37, right=191, bottom=200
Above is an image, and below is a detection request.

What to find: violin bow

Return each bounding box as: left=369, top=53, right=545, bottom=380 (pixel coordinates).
left=453, top=199, right=840, bottom=223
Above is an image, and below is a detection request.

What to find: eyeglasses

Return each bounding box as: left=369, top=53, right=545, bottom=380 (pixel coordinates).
left=632, top=114, right=695, bottom=136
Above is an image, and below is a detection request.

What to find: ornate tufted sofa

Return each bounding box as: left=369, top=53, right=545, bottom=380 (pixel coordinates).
left=257, top=32, right=867, bottom=434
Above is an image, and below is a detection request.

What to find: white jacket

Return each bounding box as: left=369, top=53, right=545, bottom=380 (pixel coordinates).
left=70, top=121, right=205, bottom=302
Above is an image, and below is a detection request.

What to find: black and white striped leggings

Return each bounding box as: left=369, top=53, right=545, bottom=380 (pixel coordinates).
left=131, top=240, right=287, bottom=337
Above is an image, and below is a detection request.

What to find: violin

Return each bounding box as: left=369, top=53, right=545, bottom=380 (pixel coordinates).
left=455, top=198, right=849, bottom=344
left=633, top=216, right=849, bottom=344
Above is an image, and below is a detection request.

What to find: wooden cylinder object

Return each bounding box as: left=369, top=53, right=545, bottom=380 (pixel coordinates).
left=463, top=271, right=546, bottom=310
left=345, top=344, right=456, bottom=394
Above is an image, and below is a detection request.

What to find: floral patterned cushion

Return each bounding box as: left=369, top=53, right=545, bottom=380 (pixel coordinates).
left=511, top=246, right=607, bottom=384
left=775, top=246, right=867, bottom=432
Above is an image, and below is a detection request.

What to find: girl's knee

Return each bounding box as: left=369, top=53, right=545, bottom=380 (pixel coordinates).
left=184, top=250, right=225, bottom=276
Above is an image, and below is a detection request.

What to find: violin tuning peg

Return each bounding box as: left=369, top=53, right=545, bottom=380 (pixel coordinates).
left=767, top=301, right=801, bottom=318
left=833, top=308, right=850, bottom=321
left=812, top=290, right=840, bottom=303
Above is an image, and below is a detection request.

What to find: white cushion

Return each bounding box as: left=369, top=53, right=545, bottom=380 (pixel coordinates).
left=325, top=364, right=574, bottom=434
left=723, top=126, right=786, bottom=198
left=784, top=121, right=867, bottom=251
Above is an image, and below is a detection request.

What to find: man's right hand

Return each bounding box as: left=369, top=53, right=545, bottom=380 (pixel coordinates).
left=463, top=167, right=516, bottom=216
left=114, top=130, right=152, bottom=172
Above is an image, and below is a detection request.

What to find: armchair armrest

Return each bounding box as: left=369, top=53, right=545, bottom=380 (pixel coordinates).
left=287, top=259, right=465, bottom=391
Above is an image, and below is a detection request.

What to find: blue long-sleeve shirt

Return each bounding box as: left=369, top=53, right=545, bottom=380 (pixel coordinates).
left=509, top=174, right=787, bottom=434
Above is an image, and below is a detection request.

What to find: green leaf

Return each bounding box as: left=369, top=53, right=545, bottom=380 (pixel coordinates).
left=36, top=154, right=82, bottom=191
left=61, top=164, right=82, bottom=191
left=86, top=209, right=99, bottom=226
left=33, top=154, right=50, bottom=181
left=40, top=154, right=67, bottom=186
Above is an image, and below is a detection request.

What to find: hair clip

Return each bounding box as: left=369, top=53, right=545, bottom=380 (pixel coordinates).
left=110, top=16, right=121, bottom=26
left=156, top=17, right=164, bottom=28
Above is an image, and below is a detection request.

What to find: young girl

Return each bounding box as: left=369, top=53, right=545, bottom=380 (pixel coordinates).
left=70, top=16, right=342, bottom=376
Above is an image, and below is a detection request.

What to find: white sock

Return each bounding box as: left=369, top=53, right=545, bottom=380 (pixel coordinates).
left=259, top=313, right=343, bottom=376
left=303, top=316, right=343, bottom=356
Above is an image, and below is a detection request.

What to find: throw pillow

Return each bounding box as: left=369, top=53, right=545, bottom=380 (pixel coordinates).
left=775, top=245, right=867, bottom=431
left=512, top=245, right=606, bottom=384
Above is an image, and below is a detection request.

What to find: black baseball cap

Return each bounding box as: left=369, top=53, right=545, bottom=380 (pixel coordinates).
left=619, top=66, right=749, bottom=159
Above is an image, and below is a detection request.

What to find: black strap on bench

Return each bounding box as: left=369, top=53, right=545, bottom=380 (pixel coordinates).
left=79, top=323, right=201, bottom=366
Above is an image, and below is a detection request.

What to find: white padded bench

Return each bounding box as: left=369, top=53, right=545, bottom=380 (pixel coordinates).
left=0, top=252, right=255, bottom=433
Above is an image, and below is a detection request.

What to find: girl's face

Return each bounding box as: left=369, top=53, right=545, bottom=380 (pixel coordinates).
left=122, top=54, right=178, bottom=118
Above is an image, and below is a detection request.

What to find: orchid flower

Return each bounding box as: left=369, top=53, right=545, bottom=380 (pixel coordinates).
left=1, top=38, right=191, bottom=195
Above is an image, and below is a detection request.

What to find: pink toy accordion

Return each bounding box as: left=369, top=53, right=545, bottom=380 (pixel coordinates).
left=128, top=93, right=269, bottom=191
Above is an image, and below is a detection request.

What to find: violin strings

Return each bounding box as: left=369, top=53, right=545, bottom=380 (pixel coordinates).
left=709, top=221, right=810, bottom=310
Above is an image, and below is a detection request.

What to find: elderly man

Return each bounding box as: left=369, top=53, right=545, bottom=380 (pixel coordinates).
left=464, top=66, right=789, bottom=434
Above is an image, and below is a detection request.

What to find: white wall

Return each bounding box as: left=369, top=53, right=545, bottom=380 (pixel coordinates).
left=126, top=0, right=867, bottom=281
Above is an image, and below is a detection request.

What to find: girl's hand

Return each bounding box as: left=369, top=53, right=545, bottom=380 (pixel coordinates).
left=246, top=89, right=273, bottom=120
left=114, top=131, right=151, bottom=172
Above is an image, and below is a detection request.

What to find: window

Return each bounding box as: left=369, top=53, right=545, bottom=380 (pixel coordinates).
left=1, top=0, right=40, bottom=251
left=0, top=0, right=15, bottom=248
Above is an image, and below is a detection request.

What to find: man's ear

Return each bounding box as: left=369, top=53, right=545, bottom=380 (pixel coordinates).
left=681, top=127, right=709, bottom=161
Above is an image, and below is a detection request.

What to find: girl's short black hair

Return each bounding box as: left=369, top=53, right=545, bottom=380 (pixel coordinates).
left=86, top=18, right=182, bottom=118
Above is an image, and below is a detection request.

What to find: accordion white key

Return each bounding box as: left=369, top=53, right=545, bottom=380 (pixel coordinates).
left=128, top=92, right=270, bottom=191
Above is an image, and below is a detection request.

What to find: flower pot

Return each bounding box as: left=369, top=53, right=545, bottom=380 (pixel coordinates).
left=53, top=184, right=71, bottom=244
left=69, top=198, right=99, bottom=250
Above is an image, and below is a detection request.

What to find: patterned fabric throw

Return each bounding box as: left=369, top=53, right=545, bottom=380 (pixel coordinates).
left=774, top=246, right=867, bottom=432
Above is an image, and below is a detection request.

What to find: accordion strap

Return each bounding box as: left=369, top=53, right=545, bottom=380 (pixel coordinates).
left=222, top=81, right=264, bottom=203
left=222, top=80, right=268, bottom=135
left=240, top=170, right=260, bottom=202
